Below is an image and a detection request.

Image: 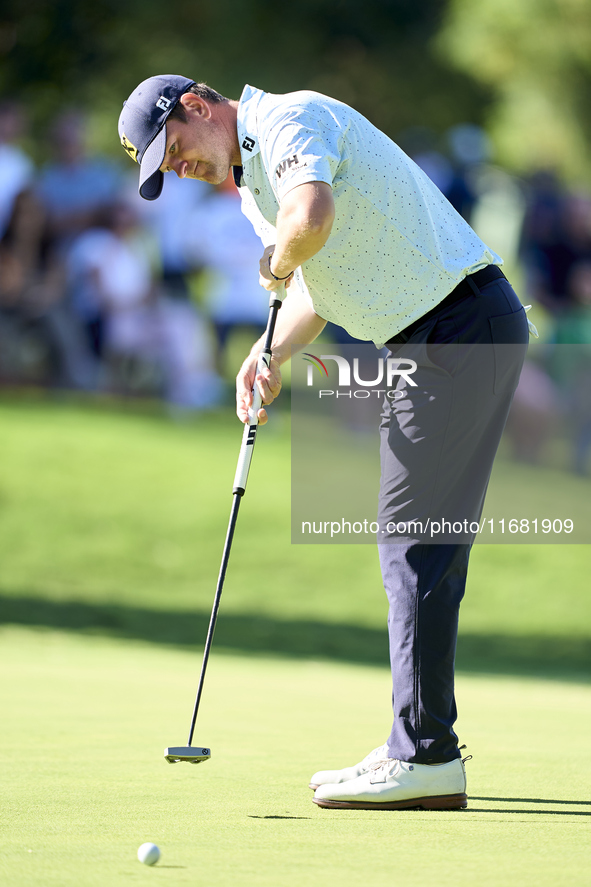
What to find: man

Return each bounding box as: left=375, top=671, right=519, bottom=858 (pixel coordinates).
left=118, top=75, right=529, bottom=810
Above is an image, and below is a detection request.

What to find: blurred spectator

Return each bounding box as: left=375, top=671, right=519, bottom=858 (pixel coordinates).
left=182, top=173, right=270, bottom=374
left=551, top=260, right=591, bottom=474
left=468, top=165, right=526, bottom=276
left=402, top=123, right=490, bottom=224
left=445, top=124, right=492, bottom=223
left=553, top=260, right=591, bottom=345
left=401, top=126, right=455, bottom=204
left=18, top=110, right=127, bottom=389
left=0, top=101, right=34, bottom=239
left=505, top=358, right=559, bottom=464
left=0, top=189, right=48, bottom=311
left=37, top=111, right=121, bottom=255
left=67, top=202, right=223, bottom=410
left=132, top=173, right=210, bottom=301
left=520, top=173, right=591, bottom=316
left=0, top=186, right=105, bottom=389
left=0, top=188, right=51, bottom=382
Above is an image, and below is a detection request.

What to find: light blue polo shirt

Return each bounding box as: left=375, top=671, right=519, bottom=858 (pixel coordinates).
left=235, top=84, right=501, bottom=344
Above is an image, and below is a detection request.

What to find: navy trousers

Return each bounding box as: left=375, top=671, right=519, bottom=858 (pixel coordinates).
left=378, top=272, right=529, bottom=764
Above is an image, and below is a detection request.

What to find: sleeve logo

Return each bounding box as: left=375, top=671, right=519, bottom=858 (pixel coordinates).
left=276, top=154, right=299, bottom=178
left=242, top=136, right=255, bottom=152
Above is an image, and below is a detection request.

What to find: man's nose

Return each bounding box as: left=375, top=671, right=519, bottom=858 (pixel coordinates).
left=172, top=159, right=188, bottom=179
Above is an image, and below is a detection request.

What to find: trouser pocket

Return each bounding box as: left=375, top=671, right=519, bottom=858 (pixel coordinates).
left=489, top=308, right=529, bottom=395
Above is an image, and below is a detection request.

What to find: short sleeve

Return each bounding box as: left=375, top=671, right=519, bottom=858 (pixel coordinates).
left=260, top=108, right=342, bottom=203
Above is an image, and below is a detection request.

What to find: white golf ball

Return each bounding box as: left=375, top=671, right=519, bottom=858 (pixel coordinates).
left=137, top=842, right=161, bottom=866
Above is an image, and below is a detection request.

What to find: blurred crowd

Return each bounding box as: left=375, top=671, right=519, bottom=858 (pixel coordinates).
left=0, top=102, right=269, bottom=410
left=1, top=102, right=590, bottom=469
left=409, top=125, right=591, bottom=474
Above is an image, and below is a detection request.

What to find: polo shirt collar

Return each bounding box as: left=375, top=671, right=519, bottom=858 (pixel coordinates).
left=237, top=84, right=264, bottom=165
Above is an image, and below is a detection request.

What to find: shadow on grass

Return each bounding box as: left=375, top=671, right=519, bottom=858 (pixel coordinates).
left=473, top=796, right=591, bottom=806
left=248, top=816, right=312, bottom=820
left=467, top=796, right=591, bottom=816
left=466, top=808, right=591, bottom=816
left=1, top=593, right=590, bottom=681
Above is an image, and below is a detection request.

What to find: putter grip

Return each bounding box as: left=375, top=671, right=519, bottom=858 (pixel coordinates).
left=248, top=349, right=271, bottom=424
left=233, top=349, right=271, bottom=494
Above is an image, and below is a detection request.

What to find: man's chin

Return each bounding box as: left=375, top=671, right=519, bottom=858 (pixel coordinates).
left=209, top=167, right=231, bottom=185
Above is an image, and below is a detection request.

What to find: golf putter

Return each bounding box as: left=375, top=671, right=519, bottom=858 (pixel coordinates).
left=165, top=284, right=285, bottom=764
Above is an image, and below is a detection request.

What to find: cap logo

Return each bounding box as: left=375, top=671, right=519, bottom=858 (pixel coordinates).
left=120, top=133, right=138, bottom=162
left=156, top=96, right=172, bottom=111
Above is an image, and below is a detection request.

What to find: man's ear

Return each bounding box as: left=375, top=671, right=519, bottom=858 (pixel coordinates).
left=179, top=93, right=211, bottom=119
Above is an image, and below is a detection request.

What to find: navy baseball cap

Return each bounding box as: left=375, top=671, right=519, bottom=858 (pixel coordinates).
left=118, top=75, right=196, bottom=200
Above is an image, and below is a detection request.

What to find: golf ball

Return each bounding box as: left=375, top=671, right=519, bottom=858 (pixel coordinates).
left=137, top=842, right=160, bottom=866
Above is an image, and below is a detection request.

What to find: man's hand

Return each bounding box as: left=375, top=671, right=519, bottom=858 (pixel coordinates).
left=259, top=244, right=294, bottom=292
left=236, top=351, right=282, bottom=425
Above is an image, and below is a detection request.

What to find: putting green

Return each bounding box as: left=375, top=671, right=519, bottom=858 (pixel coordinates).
left=1, top=627, right=589, bottom=886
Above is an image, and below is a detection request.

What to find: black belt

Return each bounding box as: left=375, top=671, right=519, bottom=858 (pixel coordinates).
left=386, top=265, right=507, bottom=345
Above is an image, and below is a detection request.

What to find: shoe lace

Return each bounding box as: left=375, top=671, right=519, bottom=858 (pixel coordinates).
left=362, top=744, right=389, bottom=767
left=369, top=758, right=399, bottom=777
left=459, top=743, right=473, bottom=765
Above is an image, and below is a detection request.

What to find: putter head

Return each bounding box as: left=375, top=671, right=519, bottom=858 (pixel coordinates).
left=164, top=746, right=211, bottom=764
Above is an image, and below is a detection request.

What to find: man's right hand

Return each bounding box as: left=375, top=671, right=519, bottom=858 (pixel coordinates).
left=236, top=351, right=282, bottom=425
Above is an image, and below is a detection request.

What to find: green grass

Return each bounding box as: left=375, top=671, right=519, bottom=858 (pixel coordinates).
left=291, top=407, right=591, bottom=543
left=1, top=627, right=590, bottom=887
left=0, top=395, right=590, bottom=885
left=0, top=396, right=589, bottom=677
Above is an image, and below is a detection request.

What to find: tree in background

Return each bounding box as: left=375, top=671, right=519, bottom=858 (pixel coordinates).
left=437, top=0, right=591, bottom=180
left=0, top=0, right=488, bottom=158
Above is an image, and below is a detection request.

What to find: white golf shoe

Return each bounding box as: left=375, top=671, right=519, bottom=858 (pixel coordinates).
left=313, top=756, right=467, bottom=809
left=308, top=744, right=389, bottom=790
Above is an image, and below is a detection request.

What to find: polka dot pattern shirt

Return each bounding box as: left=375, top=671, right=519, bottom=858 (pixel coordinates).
left=236, top=85, right=501, bottom=344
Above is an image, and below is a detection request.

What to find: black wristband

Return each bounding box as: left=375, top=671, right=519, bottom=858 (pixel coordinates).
left=268, top=255, right=292, bottom=281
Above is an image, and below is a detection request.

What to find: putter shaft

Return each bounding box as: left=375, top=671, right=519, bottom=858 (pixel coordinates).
left=187, top=493, right=241, bottom=746
left=184, top=289, right=284, bottom=750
